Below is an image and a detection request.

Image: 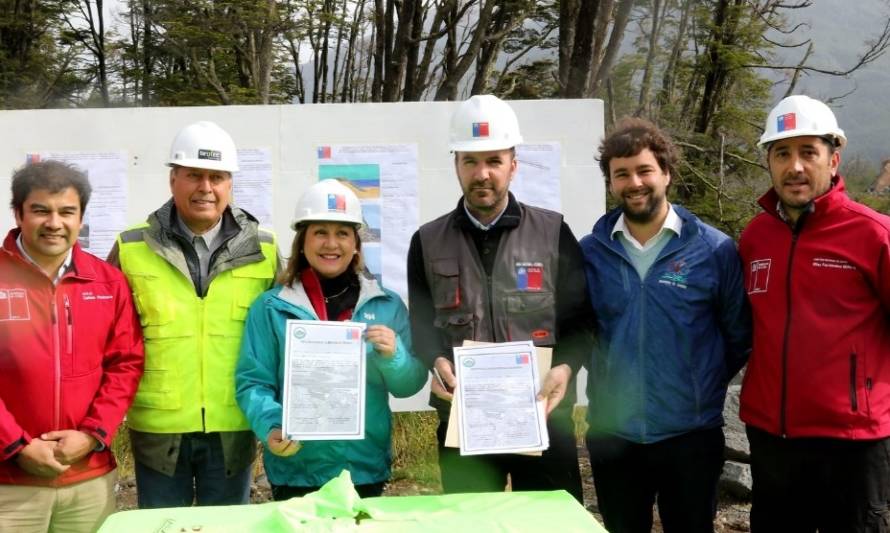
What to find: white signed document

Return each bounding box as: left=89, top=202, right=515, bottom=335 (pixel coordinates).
left=282, top=320, right=367, bottom=441
left=454, top=340, right=549, bottom=456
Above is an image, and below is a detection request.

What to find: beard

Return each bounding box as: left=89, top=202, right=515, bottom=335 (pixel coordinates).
left=620, top=189, right=666, bottom=224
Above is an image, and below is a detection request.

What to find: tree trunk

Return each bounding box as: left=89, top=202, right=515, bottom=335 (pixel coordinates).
left=563, top=0, right=600, bottom=98
left=340, top=0, right=367, bottom=102
left=411, top=2, right=449, bottom=100
left=590, top=0, right=632, bottom=96
left=331, top=0, right=349, bottom=101
left=558, top=0, right=580, bottom=92
left=695, top=0, right=743, bottom=134
left=383, top=0, right=419, bottom=101
left=636, top=0, right=665, bottom=116
left=658, top=0, right=693, bottom=109
left=434, top=0, right=497, bottom=101
left=402, top=0, right=424, bottom=101
left=371, top=0, right=385, bottom=101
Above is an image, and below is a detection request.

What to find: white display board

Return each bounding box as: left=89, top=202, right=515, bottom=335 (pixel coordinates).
left=0, top=100, right=606, bottom=411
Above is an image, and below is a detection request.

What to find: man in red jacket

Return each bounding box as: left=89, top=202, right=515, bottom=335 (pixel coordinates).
left=739, top=95, right=890, bottom=531
left=0, top=161, right=144, bottom=532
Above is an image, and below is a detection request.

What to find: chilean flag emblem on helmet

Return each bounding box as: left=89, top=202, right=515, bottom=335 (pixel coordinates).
left=327, top=193, right=346, bottom=212
left=777, top=112, right=796, bottom=132
left=472, top=122, right=490, bottom=138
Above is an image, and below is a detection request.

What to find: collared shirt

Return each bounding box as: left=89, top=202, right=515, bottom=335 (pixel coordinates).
left=16, top=233, right=74, bottom=285
left=176, top=215, right=225, bottom=285
left=610, top=204, right=683, bottom=252
left=774, top=180, right=833, bottom=224
left=775, top=199, right=816, bottom=225
left=463, top=200, right=507, bottom=231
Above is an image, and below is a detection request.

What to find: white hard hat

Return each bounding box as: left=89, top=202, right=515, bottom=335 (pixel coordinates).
left=168, top=121, right=239, bottom=172
left=759, top=95, right=846, bottom=149
left=291, top=179, right=364, bottom=229
left=449, top=94, right=523, bottom=152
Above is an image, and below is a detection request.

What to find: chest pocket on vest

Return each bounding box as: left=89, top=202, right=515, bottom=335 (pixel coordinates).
left=129, top=272, right=192, bottom=339
left=430, top=258, right=476, bottom=345
left=222, top=262, right=273, bottom=325
left=504, top=291, right=556, bottom=346
left=430, top=258, right=461, bottom=309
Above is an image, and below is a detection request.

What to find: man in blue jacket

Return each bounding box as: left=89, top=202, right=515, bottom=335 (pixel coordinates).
left=580, top=118, right=750, bottom=533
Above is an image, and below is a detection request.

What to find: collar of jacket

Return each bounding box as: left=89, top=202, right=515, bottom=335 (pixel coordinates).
left=273, top=273, right=388, bottom=319
left=451, top=191, right=522, bottom=232
left=141, top=199, right=264, bottom=272
left=591, top=204, right=702, bottom=259
left=148, top=198, right=250, bottom=240
left=757, top=174, right=847, bottom=223
left=2, top=227, right=97, bottom=282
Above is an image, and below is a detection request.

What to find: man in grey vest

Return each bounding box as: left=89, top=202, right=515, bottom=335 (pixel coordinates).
left=407, top=95, right=593, bottom=501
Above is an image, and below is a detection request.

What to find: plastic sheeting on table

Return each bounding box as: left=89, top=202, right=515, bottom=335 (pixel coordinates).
left=98, top=470, right=606, bottom=532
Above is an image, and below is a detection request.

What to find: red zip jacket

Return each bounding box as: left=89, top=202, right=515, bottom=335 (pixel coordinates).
left=739, top=176, right=890, bottom=439
left=0, top=229, right=144, bottom=486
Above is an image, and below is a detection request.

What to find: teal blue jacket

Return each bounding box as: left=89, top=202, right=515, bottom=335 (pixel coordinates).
left=235, top=276, right=428, bottom=487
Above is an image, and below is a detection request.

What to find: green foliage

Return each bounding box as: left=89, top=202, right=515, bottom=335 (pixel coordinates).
left=495, top=60, right=560, bottom=99
left=840, top=154, right=880, bottom=193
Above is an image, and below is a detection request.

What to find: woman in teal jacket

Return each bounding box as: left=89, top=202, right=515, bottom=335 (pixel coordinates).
left=235, top=180, right=428, bottom=499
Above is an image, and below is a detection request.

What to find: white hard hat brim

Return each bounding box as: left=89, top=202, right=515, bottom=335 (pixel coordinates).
left=449, top=137, right=523, bottom=152
left=758, top=128, right=847, bottom=149
left=291, top=212, right=364, bottom=230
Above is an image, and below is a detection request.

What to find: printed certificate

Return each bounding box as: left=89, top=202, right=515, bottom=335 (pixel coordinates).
left=282, top=320, right=367, bottom=440
left=454, top=341, right=549, bottom=455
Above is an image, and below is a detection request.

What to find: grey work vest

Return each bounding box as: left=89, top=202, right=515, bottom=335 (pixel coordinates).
left=419, top=203, right=562, bottom=347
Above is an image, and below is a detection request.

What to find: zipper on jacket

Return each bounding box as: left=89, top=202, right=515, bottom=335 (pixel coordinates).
left=51, top=292, right=62, bottom=430
left=849, top=353, right=858, bottom=412
left=64, top=294, right=73, bottom=355
left=779, top=224, right=803, bottom=437
left=199, top=298, right=207, bottom=432
left=637, top=279, right=647, bottom=441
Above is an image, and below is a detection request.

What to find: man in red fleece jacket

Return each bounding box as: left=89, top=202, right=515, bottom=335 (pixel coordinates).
left=0, top=160, right=144, bottom=532
left=739, top=95, right=890, bottom=531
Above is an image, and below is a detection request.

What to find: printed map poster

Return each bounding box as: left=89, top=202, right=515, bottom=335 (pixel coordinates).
left=316, top=144, right=418, bottom=301
left=31, top=151, right=128, bottom=260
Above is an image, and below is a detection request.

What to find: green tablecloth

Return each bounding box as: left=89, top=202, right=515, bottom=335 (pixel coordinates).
left=99, top=471, right=605, bottom=532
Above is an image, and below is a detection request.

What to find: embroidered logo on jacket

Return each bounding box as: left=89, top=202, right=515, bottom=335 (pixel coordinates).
left=0, top=289, right=30, bottom=321
left=748, top=259, right=772, bottom=294
left=658, top=259, right=689, bottom=288
left=515, top=262, right=543, bottom=291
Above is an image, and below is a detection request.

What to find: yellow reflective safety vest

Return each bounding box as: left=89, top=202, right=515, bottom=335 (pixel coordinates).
left=117, top=204, right=277, bottom=433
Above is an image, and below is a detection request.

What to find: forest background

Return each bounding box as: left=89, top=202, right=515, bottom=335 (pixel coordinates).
left=2, top=0, right=890, bottom=236
left=6, top=1, right=890, bottom=524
